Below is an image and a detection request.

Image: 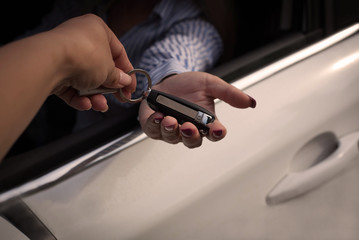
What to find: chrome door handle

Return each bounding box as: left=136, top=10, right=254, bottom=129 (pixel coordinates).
left=266, top=131, right=359, bottom=205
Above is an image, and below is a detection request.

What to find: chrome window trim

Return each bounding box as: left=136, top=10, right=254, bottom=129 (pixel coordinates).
left=0, top=23, right=358, bottom=206
left=232, top=24, right=359, bottom=90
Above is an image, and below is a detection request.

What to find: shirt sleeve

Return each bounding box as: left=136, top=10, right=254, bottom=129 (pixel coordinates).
left=135, top=17, right=223, bottom=91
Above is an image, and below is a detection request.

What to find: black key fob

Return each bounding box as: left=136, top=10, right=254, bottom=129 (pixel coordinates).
left=146, top=89, right=215, bottom=134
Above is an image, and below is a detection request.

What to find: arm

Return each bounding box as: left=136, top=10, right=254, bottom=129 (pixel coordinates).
left=137, top=18, right=223, bottom=87
left=0, top=14, right=135, bottom=160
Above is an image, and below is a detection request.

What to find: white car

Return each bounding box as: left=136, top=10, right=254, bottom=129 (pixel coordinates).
left=1, top=3, right=359, bottom=240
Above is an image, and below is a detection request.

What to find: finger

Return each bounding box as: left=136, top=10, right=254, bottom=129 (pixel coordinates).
left=89, top=94, right=108, bottom=112
left=56, top=87, right=92, bottom=110
left=138, top=100, right=154, bottom=126
left=206, top=120, right=227, bottom=142
left=142, top=112, right=164, bottom=140
left=160, top=116, right=180, bottom=144
left=180, top=122, right=202, bottom=148
left=206, top=74, right=257, bottom=109
left=123, top=70, right=137, bottom=94
left=103, top=68, right=132, bottom=89
left=106, top=26, right=133, bottom=71
left=106, top=28, right=136, bottom=93
left=113, top=88, right=132, bottom=102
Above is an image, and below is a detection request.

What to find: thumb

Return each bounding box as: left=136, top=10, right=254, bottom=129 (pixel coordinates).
left=102, top=68, right=133, bottom=89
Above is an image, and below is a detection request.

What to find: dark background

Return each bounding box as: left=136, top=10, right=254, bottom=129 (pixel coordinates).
left=1, top=0, right=359, bottom=52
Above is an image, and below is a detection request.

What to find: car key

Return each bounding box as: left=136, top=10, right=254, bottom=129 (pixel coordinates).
left=78, top=69, right=215, bottom=134
left=145, top=89, right=215, bottom=134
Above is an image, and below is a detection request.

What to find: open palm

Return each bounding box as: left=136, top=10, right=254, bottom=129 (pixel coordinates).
left=138, top=72, right=256, bottom=148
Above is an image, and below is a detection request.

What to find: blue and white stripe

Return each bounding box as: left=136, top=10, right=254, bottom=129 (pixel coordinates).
left=118, top=0, right=223, bottom=96
left=20, top=0, right=223, bottom=97
left=136, top=18, right=223, bottom=91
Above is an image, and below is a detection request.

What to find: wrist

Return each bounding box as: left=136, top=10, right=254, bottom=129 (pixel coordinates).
left=47, top=29, right=82, bottom=89
left=21, top=29, right=74, bottom=93
left=49, top=15, right=109, bottom=91
left=12, top=31, right=69, bottom=94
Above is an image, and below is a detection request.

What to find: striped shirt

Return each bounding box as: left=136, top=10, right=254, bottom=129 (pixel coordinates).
left=20, top=0, right=223, bottom=93
left=117, top=0, right=223, bottom=97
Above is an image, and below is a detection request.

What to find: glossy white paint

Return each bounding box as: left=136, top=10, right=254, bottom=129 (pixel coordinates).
left=22, top=32, right=359, bottom=239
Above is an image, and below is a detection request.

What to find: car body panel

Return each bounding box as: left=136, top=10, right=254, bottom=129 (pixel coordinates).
left=0, top=217, right=29, bottom=240
left=15, top=26, right=359, bottom=239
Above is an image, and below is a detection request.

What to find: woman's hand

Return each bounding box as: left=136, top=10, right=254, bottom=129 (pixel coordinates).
left=138, top=72, right=256, bottom=148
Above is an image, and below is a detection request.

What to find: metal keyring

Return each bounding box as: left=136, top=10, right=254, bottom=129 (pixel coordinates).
left=119, top=69, right=152, bottom=103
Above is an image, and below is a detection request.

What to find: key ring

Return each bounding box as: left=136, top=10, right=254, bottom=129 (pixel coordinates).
left=119, top=69, right=152, bottom=103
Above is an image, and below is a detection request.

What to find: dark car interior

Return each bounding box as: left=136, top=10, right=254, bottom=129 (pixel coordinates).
left=1, top=0, right=359, bottom=194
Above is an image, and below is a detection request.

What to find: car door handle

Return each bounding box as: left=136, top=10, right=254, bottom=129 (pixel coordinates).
left=266, top=131, right=359, bottom=205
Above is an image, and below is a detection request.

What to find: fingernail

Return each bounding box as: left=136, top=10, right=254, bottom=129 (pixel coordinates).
left=248, top=95, right=257, bottom=108
left=154, top=117, right=163, bottom=124
left=181, top=129, right=193, bottom=138
left=164, top=124, right=175, bottom=132
left=100, top=107, right=108, bottom=113
left=213, top=130, right=223, bottom=138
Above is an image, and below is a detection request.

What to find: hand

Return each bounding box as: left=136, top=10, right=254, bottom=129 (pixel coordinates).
left=50, top=14, right=136, bottom=112
left=138, top=72, right=256, bottom=148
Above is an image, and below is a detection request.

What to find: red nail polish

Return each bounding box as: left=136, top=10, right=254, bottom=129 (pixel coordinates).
left=154, top=117, right=163, bottom=124
left=248, top=95, right=257, bottom=108
left=213, top=130, right=223, bottom=138
left=181, top=129, right=193, bottom=137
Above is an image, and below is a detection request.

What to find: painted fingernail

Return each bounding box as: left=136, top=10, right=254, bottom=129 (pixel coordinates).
left=154, top=117, right=163, bottom=124
left=181, top=129, right=193, bottom=138
left=164, top=124, right=176, bottom=132
left=213, top=130, right=223, bottom=138
left=248, top=95, right=257, bottom=108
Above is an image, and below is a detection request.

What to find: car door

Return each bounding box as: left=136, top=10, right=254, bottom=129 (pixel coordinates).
left=1, top=22, right=357, bottom=240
